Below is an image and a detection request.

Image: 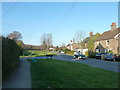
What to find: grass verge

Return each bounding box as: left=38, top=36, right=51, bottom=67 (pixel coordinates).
left=20, top=50, right=56, bottom=57
left=30, top=59, right=119, bottom=88
left=64, top=50, right=74, bottom=56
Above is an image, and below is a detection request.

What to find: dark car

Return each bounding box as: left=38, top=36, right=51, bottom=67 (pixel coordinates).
left=73, top=55, right=86, bottom=60
left=95, top=53, right=108, bottom=59
left=105, top=54, right=120, bottom=61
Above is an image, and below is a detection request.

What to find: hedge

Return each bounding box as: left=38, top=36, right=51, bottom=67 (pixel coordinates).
left=88, top=51, right=97, bottom=58
left=2, top=37, right=21, bottom=80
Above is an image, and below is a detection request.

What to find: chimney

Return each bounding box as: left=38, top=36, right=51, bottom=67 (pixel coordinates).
left=73, top=39, right=75, bottom=43
left=89, top=32, right=93, bottom=38
left=111, top=22, right=117, bottom=30
left=70, top=40, right=72, bottom=44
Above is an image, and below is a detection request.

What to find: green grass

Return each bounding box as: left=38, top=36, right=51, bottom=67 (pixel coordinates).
left=65, top=50, right=75, bottom=56
left=20, top=50, right=56, bottom=57
left=27, top=59, right=32, bottom=62
left=31, top=59, right=119, bottom=88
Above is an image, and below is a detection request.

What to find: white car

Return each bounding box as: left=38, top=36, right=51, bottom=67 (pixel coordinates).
left=60, top=51, right=65, bottom=54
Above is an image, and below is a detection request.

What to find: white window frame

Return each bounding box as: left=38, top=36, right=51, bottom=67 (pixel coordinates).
left=106, top=40, right=109, bottom=46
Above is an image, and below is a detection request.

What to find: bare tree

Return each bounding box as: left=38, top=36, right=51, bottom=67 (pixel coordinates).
left=7, top=31, right=22, bottom=41
left=60, top=42, right=66, bottom=47
left=74, top=30, right=86, bottom=48
left=47, top=34, right=53, bottom=48
left=40, top=33, right=53, bottom=49
left=40, top=34, right=47, bottom=49
left=60, top=42, right=66, bottom=50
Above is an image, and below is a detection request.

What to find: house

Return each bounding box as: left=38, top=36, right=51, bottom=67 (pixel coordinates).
left=76, top=32, right=93, bottom=54
left=94, top=23, right=120, bottom=55
left=76, top=48, right=88, bottom=55
left=66, top=39, right=79, bottom=51
left=82, top=32, right=93, bottom=48
left=66, top=32, right=93, bottom=52
left=66, top=39, right=89, bottom=54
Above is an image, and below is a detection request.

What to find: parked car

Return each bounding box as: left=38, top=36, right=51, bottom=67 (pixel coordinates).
left=105, top=54, right=120, bottom=61
left=73, top=54, right=86, bottom=60
left=95, top=53, right=108, bottom=59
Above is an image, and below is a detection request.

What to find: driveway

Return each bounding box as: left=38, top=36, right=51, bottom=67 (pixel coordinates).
left=23, top=54, right=120, bottom=72
left=3, top=58, right=31, bottom=88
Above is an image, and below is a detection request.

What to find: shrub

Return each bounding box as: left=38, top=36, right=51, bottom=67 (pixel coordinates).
left=2, top=37, right=21, bottom=80
left=85, top=51, right=89, bottom=57
left=62, top=49, right=69, bottom=52
left=107, top=50, right=113, bottom=54
left=88, top=51, right=96, bottom=58
left=22, top=50, right=32, bottom=56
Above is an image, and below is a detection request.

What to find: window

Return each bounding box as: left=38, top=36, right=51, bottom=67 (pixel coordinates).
left=96, top=49, right=100, bottom=52
left=106, top=40, right=109, bottom=46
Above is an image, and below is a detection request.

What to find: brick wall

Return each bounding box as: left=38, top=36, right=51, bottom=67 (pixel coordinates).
left=94, top=38, right=119, bottom=54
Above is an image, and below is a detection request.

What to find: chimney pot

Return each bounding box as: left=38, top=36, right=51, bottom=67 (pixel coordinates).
left=111, top=22, right=117, bottom=30
left=89, top=32, right=93, bottom=37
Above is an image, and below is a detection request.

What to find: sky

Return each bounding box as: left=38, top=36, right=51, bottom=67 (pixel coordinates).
left=2, top=2, right=118, bottom=46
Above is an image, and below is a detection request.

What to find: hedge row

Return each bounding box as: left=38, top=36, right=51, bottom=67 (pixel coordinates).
left=2, top=37, right=21, bottom=80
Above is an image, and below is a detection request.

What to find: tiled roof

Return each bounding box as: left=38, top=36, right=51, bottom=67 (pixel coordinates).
left=96, top=28, right=120, bottom=41
left=82, top=37, right=90, bottom=43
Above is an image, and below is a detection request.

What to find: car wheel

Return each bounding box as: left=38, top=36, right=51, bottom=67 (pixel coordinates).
left=113, top=59, right=115, bottom=62
left=73, top=56, right=76, bottom=59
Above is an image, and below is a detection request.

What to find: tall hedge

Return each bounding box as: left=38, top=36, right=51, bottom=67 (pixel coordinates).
left=2, top=37, right=21, bottom=80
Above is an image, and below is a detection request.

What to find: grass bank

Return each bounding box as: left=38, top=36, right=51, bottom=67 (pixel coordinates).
left=30, top=59, right=119, bottom=88
left=20, top=50, right=56, bottom=57
left=65, top=50, right=74, bottom=56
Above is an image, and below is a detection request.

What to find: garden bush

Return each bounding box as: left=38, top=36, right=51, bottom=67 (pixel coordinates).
left=88, top=51, right=97, bottom=58
left=22, top=50, right=32, bottom=56
left=2, top=37, right=21, bottom=80
left=107, top=50, right=113, bottom=54
left=85, top=51, right=89, bottom=57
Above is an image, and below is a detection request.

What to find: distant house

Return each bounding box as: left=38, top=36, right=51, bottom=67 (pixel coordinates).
left=94, top=23, right=120, bottom=55
left=75, top=32, right=94, bottom=54
left=76, top=48, right=88, bottom=55
left=66, top=39, right=79, bottom=51
left=66, top=33, right=93, bottom=52
left=82, top=32, right=93, bottom=48
left=66, top=39, right=89, bottom=55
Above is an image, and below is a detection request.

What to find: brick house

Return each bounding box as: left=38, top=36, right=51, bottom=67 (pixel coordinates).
left=94, top=23, right=120, bottom=55
left=82, top=32, right=93, bottom=48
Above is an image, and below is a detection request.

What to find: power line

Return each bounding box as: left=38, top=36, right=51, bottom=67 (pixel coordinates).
left=3, top=2, right=18, bottom=17
left=55, top=2, right=77, bottom=30
left=1, top=22, right=41, bottom=36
